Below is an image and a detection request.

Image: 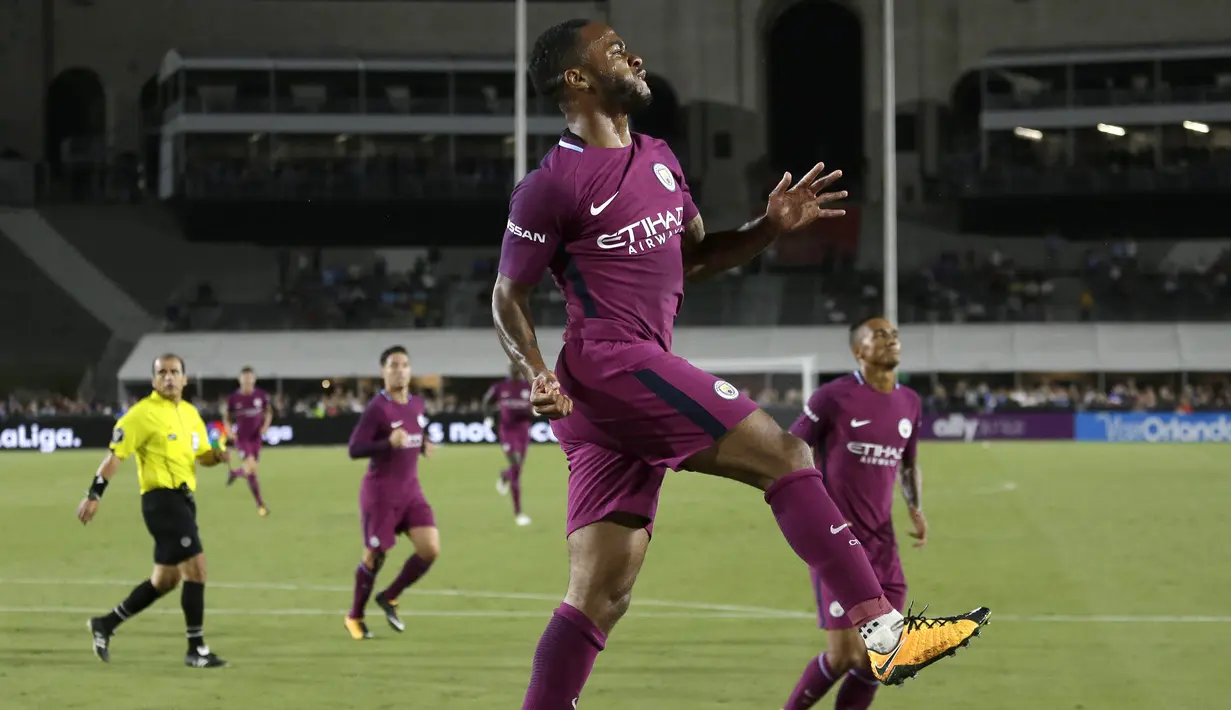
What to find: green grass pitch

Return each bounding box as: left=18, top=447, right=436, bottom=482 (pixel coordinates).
left=1, top=442, right=1228, bottom=709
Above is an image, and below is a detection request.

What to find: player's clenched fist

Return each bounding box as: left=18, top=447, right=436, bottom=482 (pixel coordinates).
left=530, top=371, right=573, bottom=419
left=77, top=498, right=99, bottom=525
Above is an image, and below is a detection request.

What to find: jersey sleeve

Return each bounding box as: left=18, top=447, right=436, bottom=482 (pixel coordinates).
left=498, top=170, right=570, bottom=285
left=904, top=395, right=922, bottom=464
left=789, top=386, right=833, bottom=449
left=109, top=407, right=146, bottom=461
left=676, top=168, right=699, bottom=225
left=348, top=400, right=390, bottom=459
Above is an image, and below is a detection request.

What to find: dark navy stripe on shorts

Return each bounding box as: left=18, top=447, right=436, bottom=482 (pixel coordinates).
left=633, top=369, right=729, bottom=440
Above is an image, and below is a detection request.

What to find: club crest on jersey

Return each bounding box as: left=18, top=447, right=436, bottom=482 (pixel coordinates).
left=898, top=418, right=913, bottom=438
left=714, top=380, right=739, bottom=400
left=652, top=163, right=677, bottom=192
left=829, top=600, right=845, bottom=618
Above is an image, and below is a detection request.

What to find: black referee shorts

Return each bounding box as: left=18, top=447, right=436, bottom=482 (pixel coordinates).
left=140, top=487, right=203, bottom=565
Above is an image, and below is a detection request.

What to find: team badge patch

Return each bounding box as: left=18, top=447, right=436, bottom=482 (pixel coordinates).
left=714, top=380, right=739, bottom=400
left=652, top=163, right=677, bottom=192
left=898, top=418, right=913, bottom=438
left=111, top=427, right=124, bottom=444
left=829, top=600, right=845, bottom=618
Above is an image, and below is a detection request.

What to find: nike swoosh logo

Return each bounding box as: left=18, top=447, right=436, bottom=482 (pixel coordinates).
left=391, top=420, right=403, bottom=428
left=830, top=523, right=850, bottom=534
left=590, top=191, right=618, bottom=215
left=851, top=419, right=871, bottom=427
left=873, top=635, right=906, bottom=678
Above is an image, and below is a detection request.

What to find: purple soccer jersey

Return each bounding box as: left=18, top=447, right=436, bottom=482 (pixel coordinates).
left=486, top=378, right=534, bottom=452
left=498, top=130, right=698, bottom=348
left=227, top=388, right=269, bottom=441
left=227, top=388, right=270, bottom=459
left=348, top=392, right=434, bottom=550
left=790, top=371, right=922, bottom=628
left=497, top=130, right=759, bottom=537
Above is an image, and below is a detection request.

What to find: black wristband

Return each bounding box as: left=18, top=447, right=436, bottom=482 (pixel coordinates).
left=87, top=474, right=109, bottom=501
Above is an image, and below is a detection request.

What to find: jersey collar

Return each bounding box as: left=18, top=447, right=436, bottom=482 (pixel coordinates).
left=853, top=370, right=900, bottom=390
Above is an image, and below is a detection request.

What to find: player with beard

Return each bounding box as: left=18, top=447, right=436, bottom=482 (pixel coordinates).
left=782, top=317, right=927, bottom=710
left=484, top=363, right=535, bottom=526
left=493, top=19, right=990, bottom=709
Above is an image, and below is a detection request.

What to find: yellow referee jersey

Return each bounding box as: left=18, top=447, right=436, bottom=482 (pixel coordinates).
left=109, top=392, right=215, bottom=494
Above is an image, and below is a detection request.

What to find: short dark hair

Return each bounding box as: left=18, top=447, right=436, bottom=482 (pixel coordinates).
left=380, top=345, right=409, bottom=366
left=240, top=366, right=255, bottom=375
left=529, top=19, right=591, bottom=102
left=152, top=353, right=185, bottom=374
left=849, top=317, right=879, bottom=348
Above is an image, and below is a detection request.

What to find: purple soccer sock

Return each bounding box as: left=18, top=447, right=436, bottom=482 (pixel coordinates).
left=246, top=472, right=266, bottom=508
left=380, top=554, right=432, bottom=601
left=784, top=654, right=841, bottom=710
left=510, top=463, right=523, bottom=515
left=764, top=470, right=891, bottom=626
left=521, top=603, right=606, bottom=710
left=349, top=563, right=376, bottom=619
left=834, top=666, right=880, bottom=710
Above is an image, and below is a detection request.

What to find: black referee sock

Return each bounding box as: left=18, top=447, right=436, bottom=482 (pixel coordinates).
left=182, top=581, right=206, bottom=652
left=102, top=580, right=163, bottom=631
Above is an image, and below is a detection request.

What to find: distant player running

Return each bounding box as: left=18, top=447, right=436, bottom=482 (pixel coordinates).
left=483, top=364, right=535, bottom=526
left=343, top=346, right=439, bottom=640
left=493, top=20, right=989, bottom=709
left=782, top=317, right=928, bottom=710
left=223, top=366, right=270, bottom=516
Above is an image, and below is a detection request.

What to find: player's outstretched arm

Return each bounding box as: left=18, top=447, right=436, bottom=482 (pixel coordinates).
left=76, top=453, right=122, bottom=525
left=492, top=276, right=572, bottom=418
left=681, top=164, right=847, bottom=282
left=899, top=461, right=926, bottom=547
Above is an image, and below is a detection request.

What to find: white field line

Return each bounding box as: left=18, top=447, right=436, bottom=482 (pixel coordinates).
left=2, top=578, right=1227, bottom=623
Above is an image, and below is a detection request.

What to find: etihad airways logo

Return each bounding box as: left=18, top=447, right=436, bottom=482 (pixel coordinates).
left=596, top=207, right=684, bottom=254
left=846, top=441, right=905, bottom=467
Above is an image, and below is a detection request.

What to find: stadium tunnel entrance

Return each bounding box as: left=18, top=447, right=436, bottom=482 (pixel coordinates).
left=764, top=0, right=865, bottom=198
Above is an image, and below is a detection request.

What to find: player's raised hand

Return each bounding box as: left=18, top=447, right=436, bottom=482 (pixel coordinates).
left=908, top=507, right=928, bottom=548
left=77, top=498, right=100, bottom=525
left=763, top=163, right=847, bottom=234
left=530, top=370, right=573, bottom=420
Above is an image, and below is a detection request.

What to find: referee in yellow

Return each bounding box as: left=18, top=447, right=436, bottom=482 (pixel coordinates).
left=76, top=353, right=231, bottom=668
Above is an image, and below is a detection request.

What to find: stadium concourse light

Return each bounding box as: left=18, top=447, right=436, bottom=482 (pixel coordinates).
left=882, top=0, right=898, bottom=325
left=514, top=0, right=528, bottom=183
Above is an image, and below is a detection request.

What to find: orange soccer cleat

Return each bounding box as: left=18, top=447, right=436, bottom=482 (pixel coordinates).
left=867, top=604, right=990, bottom=686
left=343, top=616, right=373, bottom=641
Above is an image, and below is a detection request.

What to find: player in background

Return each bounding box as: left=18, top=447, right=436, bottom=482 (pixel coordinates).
left=493, top=20, right=988, bottom=709
left=222, top=366, right=271, bottom=516
left=483, top=363, right=535, bottom=526
left=343, top=345, right=439, bottom=640
left=782, top=317, right=928, bottom=710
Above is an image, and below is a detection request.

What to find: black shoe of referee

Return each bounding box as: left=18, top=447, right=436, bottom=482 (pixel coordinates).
left=185, top=644, right=228, bottom=669
left=88, top=617, right=113, bottom=663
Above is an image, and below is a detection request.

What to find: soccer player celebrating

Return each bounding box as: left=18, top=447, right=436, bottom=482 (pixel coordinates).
left=343, top=345, right=439, bottom=640
left=782, top=317, right=929, bottom=710
left=77, top=354, right=230, bottom=668
left=483, top=363, right=535, bottom=526
left=493, top=20, right=989, bottom=708
left=223, top=366, right=271, bottom=516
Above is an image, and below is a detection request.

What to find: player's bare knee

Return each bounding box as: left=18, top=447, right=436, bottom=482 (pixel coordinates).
left=416, top=542, right=440, bottom=563
left=151, top=566, right=181, bottom=593
left=363, top=548, right=386, bottom=571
